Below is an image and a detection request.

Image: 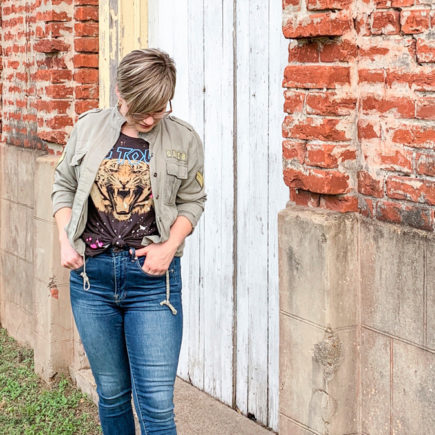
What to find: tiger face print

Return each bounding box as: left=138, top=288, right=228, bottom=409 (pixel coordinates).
left=91, top=159, right=153, bottom=221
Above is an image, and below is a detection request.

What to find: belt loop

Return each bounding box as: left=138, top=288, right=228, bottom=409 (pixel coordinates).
left=129, top=247, right=136, bottom=261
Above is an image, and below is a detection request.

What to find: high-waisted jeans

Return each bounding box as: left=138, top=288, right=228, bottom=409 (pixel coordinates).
left=69, top=248, right=183, bottom=435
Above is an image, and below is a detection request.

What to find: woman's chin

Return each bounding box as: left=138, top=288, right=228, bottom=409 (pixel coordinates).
left=136, top=123, right=155, bottom=132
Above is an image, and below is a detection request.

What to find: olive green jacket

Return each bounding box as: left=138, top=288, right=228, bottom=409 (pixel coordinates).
left=51, top=105, right=206, bottom=257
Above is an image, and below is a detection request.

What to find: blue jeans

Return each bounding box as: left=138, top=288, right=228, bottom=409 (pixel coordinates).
left=69, top=248, right=183, bottom=435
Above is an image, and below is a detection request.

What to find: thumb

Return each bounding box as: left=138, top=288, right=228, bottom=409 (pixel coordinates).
left=135, top=246, right=150, bottom=257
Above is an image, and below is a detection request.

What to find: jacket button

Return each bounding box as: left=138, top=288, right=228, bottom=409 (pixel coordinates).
left=153, top=172, right=157, bottom=177
left=155, top=194, right=159, bottom=200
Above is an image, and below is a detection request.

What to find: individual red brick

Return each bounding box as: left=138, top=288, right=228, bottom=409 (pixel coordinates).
left=73, top=53, right=98, bottom=68
left=416, top=153, right=435, bottom=177
left=74, top=22, right=99, bottom=37
left=46, top=116, right=74, bottom=130
left=386, top=70, right=435, bottom=91
left=416, top=97, right=435, bottom=120
left=45, top=84, right=74, bottom=99
left=307, top=0, right=352, bottom=10
left=34, top=69, right=72, bottom=83
left=73, top=69, right=99, bottom=84
left=358, top=171, right=384, bottom=198
left=321, top=195, right=358, bottom=212
left=52, top=0, right=74, bottom=4
left=306, top=92, right=356, bottom=116
left=283, top=0, right=300, bottom=7
left=319, top=39, right=357, bottom=62
left=283, top=116, right=350, bottom=141
left=289, top=188, right=321, bottom=207
left=400, top=10, right=430, bottom=34
left=75, top=0, right=98, bottom=4
left=416, top=38, right=435, bottom=63
left=284, top=91, right=305, bottom=114
left=386, top=176, right=435, bottom=205
left=358, top=69, right=385, bottom=83
left=392, top=124, right=435, bottom=149
left=75, top=84, right=99, bottom=99
left=283, top=167, right=350, bottom=194
left=380, top=148, right=413, bottom=173
left=38, top=130, right=68, bottom=145
left=74, top=37, right=99, bottom=53
left=283, top=65, right=350, bottom=89
left=36, top=11, right=70, bottom=21
left=33, top=39, right=70, bottom=53
left=361, top=96, right=415, bottom=118
left=358, top=119, right=380, bottom=139
left=288, top=41, right=319, bottom=62
left=359, top=46, right=390, bottom=61
left=306, top=144, right=339, bottom=168
left=75, top=100, right=99, bottom=114
left=283, top=11, right=352, bottom=38
left=371, top=10, right=400, bottom=35
left=392, top=0, right=414, bottom=5
left=36, top=100, right=70, bottom=114
left=283, top=140, right=306, bottom=163
left=74, top=6, right=99, bottom=21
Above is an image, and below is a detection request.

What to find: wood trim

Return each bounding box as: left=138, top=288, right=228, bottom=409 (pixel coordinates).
left=99, top=0, right=148, bottom=108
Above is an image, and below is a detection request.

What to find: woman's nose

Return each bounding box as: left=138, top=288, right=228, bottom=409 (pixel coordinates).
left=142, top=115, right=155, bottom=125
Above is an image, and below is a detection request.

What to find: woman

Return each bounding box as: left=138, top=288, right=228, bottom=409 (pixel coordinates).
left=52, top=48, right=206, bottom=434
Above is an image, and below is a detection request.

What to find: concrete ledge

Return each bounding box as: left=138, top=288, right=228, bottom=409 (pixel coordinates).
left=278, top=205, right=435, bottom=435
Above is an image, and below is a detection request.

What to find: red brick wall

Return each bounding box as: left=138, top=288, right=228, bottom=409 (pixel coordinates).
left=0, top=0, right=98, bottom=154
left=282, top=0, right=435, bottom=231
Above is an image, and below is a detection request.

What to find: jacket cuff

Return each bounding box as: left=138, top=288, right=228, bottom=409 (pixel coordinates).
left=177, top=204, right=204, bottom=232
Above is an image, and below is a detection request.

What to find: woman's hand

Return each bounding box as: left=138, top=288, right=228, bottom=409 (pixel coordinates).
left=135, top=241, right=177, bottom=276
left=60, top=238, right=84, bottom=270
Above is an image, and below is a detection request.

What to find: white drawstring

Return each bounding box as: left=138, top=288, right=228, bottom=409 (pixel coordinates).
left=80, top=251, right=90, bottom=291
left=160, top=270, right=177, bottom=315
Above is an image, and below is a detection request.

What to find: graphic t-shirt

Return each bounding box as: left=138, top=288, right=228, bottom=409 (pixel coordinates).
left=82, top=132, right=159, bottom=256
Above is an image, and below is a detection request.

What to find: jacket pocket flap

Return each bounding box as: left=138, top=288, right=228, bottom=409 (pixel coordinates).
left=166, top=161, right=188, bottom=179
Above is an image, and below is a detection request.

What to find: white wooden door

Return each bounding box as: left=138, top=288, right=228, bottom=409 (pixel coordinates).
left=148, top=1, right=287, bottom=430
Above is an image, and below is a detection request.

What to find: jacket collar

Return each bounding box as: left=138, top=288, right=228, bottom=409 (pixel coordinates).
left=110, top=104, right=162, bottom=144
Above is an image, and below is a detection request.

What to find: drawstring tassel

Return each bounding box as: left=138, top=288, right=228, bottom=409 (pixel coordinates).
left=80, top=252, right=91, bottom=291
left=160, top=270, right=177, bottom=315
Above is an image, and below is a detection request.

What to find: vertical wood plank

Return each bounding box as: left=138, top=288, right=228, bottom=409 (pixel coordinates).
left=202, top=0, right=234, bottom=406
left=236, top=0, right=270, bottom=424
left=183, top=0, right=205, bottom=388
left=267, top=1, right=289, bottom=431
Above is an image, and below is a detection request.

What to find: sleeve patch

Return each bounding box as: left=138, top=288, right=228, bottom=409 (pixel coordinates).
left=195, top=171, right=204, bottom=188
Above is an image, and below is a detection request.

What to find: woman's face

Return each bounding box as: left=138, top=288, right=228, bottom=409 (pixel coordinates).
left=116, top=87, right=171, bottom=133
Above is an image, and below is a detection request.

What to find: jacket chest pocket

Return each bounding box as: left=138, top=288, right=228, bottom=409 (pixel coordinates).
left=165, top=160, right=188, bottom=205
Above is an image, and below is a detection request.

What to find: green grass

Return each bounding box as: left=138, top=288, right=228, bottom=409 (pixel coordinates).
left=0, top=327, right=102, bottom=434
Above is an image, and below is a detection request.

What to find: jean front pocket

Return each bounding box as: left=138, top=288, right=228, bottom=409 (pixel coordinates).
left=135, top=256, right=167, bottom=279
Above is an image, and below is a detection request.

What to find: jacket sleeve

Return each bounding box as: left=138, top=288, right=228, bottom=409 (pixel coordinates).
left=175, top=130, right=207, bottom=232
left=51, top=124, right=79, bottom=216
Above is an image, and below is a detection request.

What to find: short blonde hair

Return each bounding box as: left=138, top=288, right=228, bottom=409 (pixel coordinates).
left=116, top=48, right=176, bottom=117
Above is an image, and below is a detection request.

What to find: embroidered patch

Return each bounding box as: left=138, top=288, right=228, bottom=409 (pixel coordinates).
left=166, top=149, right=186, bottom=161
left=195, top=171, right=204, bottom=188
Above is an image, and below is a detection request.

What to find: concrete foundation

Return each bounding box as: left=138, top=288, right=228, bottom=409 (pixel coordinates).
left=278, top=205, right=434, bottom=435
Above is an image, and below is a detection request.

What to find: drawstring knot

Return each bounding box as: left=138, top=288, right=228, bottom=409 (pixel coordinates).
left=80, top=252, right=91, bottom=291
left=160, top=270, right=177, bottom=315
